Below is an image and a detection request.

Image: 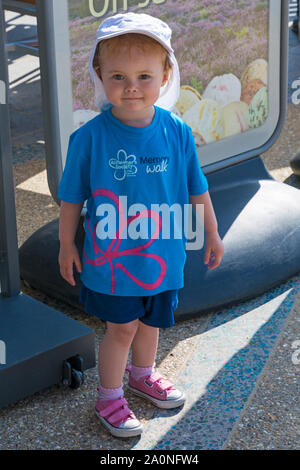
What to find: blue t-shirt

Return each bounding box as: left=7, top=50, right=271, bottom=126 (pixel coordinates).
left=58, top=106, right=208, bottom=296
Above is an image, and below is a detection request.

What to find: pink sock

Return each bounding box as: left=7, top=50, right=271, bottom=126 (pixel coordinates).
left=130, top=364, right=155, bottom=381
left=98, top=382, right=124, bottom=402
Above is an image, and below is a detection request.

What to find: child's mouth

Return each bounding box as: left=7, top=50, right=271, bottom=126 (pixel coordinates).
left=123, top=97, right=143, bottom=100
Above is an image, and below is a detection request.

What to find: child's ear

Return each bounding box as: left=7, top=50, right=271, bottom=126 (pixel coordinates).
left=161, top=74, right=168, bottom=87
left=95, top=67, right=102, bottom=80
left=161, top=67, right=172, bottom=87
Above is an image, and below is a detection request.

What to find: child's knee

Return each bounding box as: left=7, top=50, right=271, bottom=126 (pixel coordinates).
left=106, top=320, right=139, bottom=345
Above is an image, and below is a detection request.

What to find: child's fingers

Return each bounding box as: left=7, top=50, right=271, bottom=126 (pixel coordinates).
left=204, top=246, right=211, bottom=265
left=207, top=253, right=219, bottom=270
left=74, top=252, right=82, bottom=274
left=60, top=262, right=75, bottom=286
left=207, top=248, right=224, bottom=270
left=59, top=246, right=81, bottom=286
left=204, top=234, right=224, bottom=269
left=66, top=266, right=76, bottom=286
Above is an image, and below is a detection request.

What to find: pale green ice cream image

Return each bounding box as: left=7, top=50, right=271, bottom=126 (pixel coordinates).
left=248, top=86, right=268, bottom=129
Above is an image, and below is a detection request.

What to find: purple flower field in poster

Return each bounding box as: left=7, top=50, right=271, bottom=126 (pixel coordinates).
left=69, top=0, right=269, bottom=145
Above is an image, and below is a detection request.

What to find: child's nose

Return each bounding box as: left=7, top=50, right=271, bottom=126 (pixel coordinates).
left=125, top=78, right=138, bottom=92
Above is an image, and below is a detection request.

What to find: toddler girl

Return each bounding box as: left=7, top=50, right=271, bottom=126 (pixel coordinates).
left=58, top=12, right=224, bottom=438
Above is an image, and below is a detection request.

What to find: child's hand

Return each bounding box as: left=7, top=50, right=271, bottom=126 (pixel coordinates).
left=58, top=242, right=82, bottom=286
left=204, top=231, right=224, bottom=270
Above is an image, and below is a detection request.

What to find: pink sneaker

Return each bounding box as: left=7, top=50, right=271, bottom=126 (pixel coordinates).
left=95, top=395, right=143, bottom=438
left=126, top=366, right=185, bottom=409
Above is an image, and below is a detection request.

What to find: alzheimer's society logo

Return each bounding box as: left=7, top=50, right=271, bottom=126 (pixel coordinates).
left=109, top=149, right=137, bottom=181
left=0, top=340, right=6, bottom=365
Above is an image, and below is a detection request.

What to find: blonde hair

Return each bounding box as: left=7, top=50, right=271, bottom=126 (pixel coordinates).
left=93, top=33, right=172, bottom=79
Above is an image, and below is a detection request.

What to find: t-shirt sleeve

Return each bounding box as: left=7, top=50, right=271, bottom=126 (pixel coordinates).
left=57, top=128, right=91, bottom=203
left=185, top=125, right=209, bottom=196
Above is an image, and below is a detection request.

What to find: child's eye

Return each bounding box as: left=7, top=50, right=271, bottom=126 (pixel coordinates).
left=139, top=74, right=151, bottom=80
left=112, top=74, right=124, bottom=80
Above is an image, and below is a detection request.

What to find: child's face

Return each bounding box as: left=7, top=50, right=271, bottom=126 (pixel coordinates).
left=99, top=45, right=169, bottom=119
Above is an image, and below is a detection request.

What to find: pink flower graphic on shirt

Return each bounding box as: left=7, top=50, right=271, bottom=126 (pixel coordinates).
left=83, top=188, right=167, bottom=294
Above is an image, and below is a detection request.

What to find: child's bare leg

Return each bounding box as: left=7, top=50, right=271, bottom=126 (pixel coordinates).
left=131, top=321, right=159, bottom=367
left=129, top=321, right=185, bottom=409
left=98, top=319, right=139, bottom=388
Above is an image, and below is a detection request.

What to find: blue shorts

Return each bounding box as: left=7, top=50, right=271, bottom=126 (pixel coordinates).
left=79, top=283, right=178, bottom=328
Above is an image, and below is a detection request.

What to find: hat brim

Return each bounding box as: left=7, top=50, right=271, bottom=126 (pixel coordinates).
left=93, top=28, right=174, bottom=54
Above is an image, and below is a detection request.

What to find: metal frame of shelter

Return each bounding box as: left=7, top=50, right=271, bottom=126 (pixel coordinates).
left=0, top=0, right=95, bottom=409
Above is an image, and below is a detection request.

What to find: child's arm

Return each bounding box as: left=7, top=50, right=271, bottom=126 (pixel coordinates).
left=189, top=191, right=224, bottom=270
left=58, top=201, right=84, bottom=286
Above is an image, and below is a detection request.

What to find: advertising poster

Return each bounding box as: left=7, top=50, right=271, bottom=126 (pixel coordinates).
left=68, top=0, right=270, bottom=166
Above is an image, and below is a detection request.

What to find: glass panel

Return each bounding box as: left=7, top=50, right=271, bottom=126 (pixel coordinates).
left=68, top=0, right=280, bottom=168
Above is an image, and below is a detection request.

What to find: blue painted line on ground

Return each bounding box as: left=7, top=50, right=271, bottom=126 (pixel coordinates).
left=132, top=275, right=300, bottom=450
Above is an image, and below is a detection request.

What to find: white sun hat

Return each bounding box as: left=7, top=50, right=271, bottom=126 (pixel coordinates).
left=88, top=12, right=180, bottom=111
